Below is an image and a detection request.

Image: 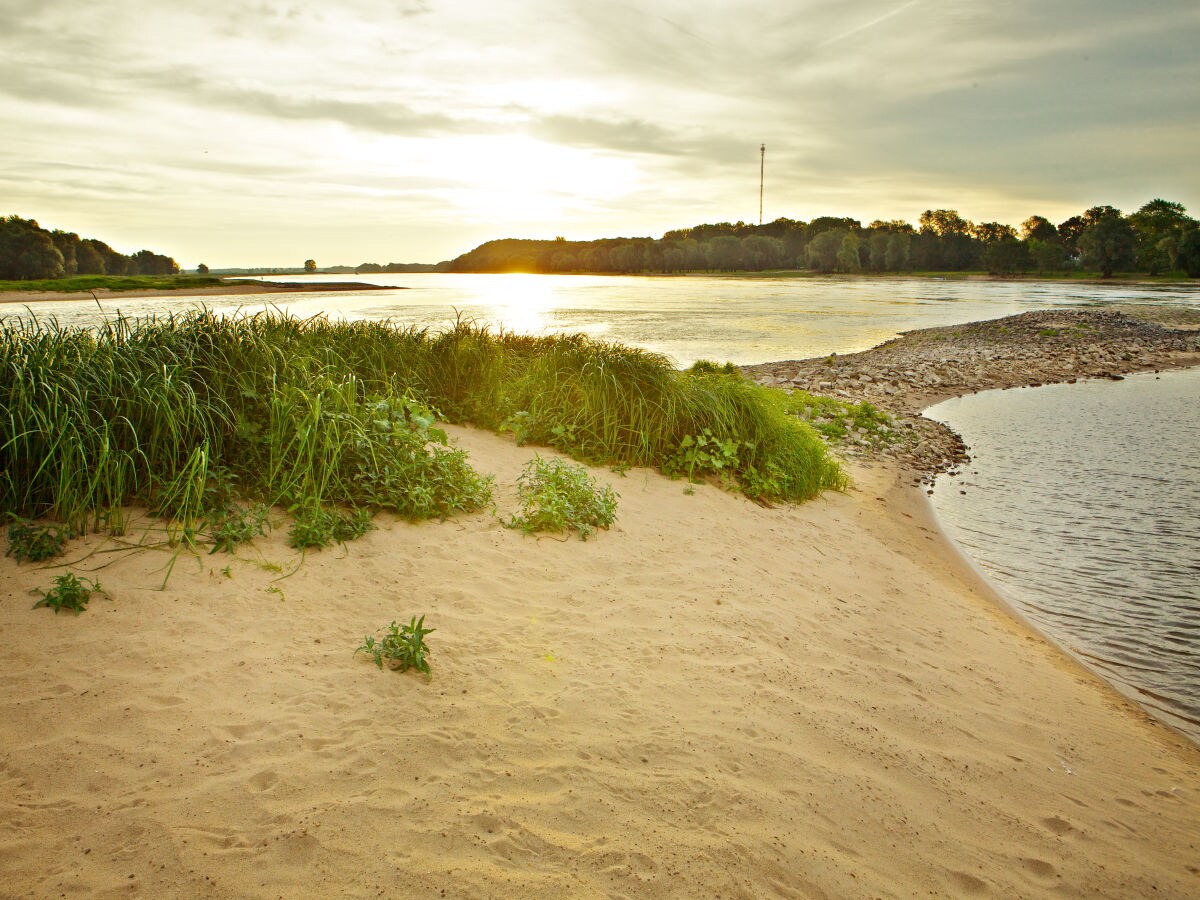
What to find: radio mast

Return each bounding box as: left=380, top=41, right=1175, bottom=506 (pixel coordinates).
left=759, top=144, right=765, bottom=226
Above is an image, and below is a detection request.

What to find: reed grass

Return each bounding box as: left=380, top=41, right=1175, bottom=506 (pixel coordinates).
left=0, top=310, right=843, bottom=547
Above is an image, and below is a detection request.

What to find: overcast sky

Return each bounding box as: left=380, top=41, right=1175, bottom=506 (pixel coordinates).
left=2, top=0, right=1197, bottom=267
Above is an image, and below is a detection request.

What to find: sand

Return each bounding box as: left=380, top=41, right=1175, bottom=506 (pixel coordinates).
left=0, top=282, right=400, bottom=305
left=1, top=427, right=1198, bottom=898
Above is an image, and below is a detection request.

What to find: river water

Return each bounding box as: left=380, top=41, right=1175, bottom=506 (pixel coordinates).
left=6, top=271, right=1198, bottom=368
left=927, top=370, right=1200, bottom=742
left=5, top=272, right=1199, bottom=740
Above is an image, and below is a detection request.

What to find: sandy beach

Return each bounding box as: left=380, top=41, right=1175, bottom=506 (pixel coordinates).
left=2, top=423, right=1198, bottom=897
left=2, top=306, right=1200, bottom=897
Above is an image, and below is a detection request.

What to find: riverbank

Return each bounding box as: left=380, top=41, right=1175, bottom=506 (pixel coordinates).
left=2, top=430, right=1199, bottom=897
left=2, top=306, right=1199, bottom=895
left=0, top=280, right=403, bottom=304
left=744, top=305, right=1200, bottom=480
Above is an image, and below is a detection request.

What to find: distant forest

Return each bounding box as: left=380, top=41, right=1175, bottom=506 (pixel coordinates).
left=446, top=200, right=1200, bottom=278
left=0, top=216, right=179, bottom=280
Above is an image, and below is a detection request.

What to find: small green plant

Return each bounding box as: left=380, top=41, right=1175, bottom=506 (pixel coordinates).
left=288, top=505, right=375, bottom=550
left=686, top=359, right=740, bottom=376
left=6, top=518, right=72, bottom=563
left=33, top=572, right=104, bottom=615
left=663, top=430, right=747, bottom=485
left=208, top=503, right=270, bottom=554
left=1038, top=327, right=1060, bottom=337
left=506, top=455, right=618, bottom=540
left=783, top=390, right=897, bottom=447
left=357, top=615, right=434, bottom=676
left=266, top=584, right=285, bottom=600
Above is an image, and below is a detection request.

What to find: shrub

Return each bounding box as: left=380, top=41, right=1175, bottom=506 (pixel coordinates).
left=357, top=615, right=434, bottom=676
left=208, top=503, right=270, bottom=554
left=33, top=572, right=104, bottom=615
left=6, top=518, right=72, bottom=562
left=507, top=454, right=618, bottom=540
left=288, top=505, right=375, bottom=550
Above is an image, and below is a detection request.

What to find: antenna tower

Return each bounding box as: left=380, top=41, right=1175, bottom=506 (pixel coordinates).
left=759, top=144, right=765, bottom=226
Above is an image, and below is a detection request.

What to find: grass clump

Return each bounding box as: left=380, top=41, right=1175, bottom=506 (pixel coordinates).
left=687, top=359, right=741, bottom=376
left=507, top=455, right=618, bottom=540
left=208, top=503, right=270, bottom=554
left=33, top=572, right=104, bottom=615
left=6, top=518, right=72, bottom=562
left=288, top=505, right=374, bottom=550
left=357, top=615, right=434, bottom=676
left=0, top=311, right=843, bottom=549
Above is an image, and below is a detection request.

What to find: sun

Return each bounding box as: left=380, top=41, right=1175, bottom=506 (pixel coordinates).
left=435, top=134, right=639, bottom=224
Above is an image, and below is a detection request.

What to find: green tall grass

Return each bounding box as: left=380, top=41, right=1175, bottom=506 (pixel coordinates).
left=0, top=311, right=843, bottom=544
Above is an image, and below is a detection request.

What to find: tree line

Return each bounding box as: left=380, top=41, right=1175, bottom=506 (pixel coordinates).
left=445, top=199, right=1200, bottom=278
left=0, top=216, right=180, bottom=281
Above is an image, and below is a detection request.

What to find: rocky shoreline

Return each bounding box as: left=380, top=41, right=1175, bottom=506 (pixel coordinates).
left=743, top=305, right=1200, bottom=483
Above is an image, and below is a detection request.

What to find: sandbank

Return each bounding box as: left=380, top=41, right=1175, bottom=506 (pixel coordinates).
left=0, top=281, right=401, bottom=305
left=1, top=421, right=1198, bottom=897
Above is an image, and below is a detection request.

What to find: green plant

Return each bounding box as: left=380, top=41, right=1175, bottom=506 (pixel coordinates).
left=506, top=455, right=618, bottom=540
left=208, top=503, right=270, bottom=553
left=663, top=429, right=747, bottom=485
left=783, top=389, right=897, bottom=448
left=687, top=359, right=740, bottom=376
left=357, top=615, right=434, bottom=676
left=33, top=572, right=104, bottom=615
left=288, top=505, right=375, bottom=550
left=0, top=311, right=842, bottom=538
left=1038, top=327, right=1060, bottom=337
left=6, top=518, right=72, bottom=562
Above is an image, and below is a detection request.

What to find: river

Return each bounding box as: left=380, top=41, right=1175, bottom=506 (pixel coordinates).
left=5, top=272, right=1199, bottom=740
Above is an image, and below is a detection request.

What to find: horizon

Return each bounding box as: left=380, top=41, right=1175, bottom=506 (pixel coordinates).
left=2, top=0, right=1197, bottom=268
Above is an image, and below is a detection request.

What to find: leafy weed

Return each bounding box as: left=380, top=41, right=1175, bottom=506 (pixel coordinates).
left=33, top=572, right=105, bottom=615
left=357, top=615, right=435, bottom=676
left=506, top=455, right=618, bottom=540
left=6, top=518, right=72, bottom=563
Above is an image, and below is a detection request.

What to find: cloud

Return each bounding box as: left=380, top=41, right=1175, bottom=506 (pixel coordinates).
left=0, top=0, right=1196, bottom=264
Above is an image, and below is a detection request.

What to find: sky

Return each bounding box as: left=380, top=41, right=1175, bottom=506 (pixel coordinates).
left=1, top=0, right=1198, bottom=268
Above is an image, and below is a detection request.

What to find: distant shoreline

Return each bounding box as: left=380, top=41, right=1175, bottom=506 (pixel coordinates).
left=0, top=280, right=404, bottom=305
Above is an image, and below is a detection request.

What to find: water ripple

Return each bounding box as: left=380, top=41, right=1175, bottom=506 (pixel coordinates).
left=929, top=368, right=1200, bottom=743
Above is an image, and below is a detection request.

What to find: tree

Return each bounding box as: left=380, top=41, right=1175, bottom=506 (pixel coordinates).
left=884, top=232, right=911, bottom=271
left=919, top=209, right=972, bottom=236
left=304, top=259, right=317, bottom=273
left=75, top=241, right=105, bottom=274
left=1027, top=239, right=1068, bottom=272
left=1128, top=199, right=1194, bottom=274
left=50, top=230, right=81, bottom=275
left=805, top=229, right=844, bottom=273
left=706, top=235, right=744, bottom=271
left=86, top=239, right=129, bottom=275
left=1020, top=216, right=1058, bottom=243
left=197, top=263, right=210, bottom=274
left=836, top=234, right=862, bottom=273
left=0, top=216, right=65, bottom=280
left=983, top=237, right=1031, bottom=274
left=1057, top=216, right=1087, bottom=257
left=1078, top=212, right=1135, bottom=277
left=1175, top=227, right=1200, bottom=277
left=866, top=232, right=890, bottom=272
left=972, top=222, right=1017, bottom=244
